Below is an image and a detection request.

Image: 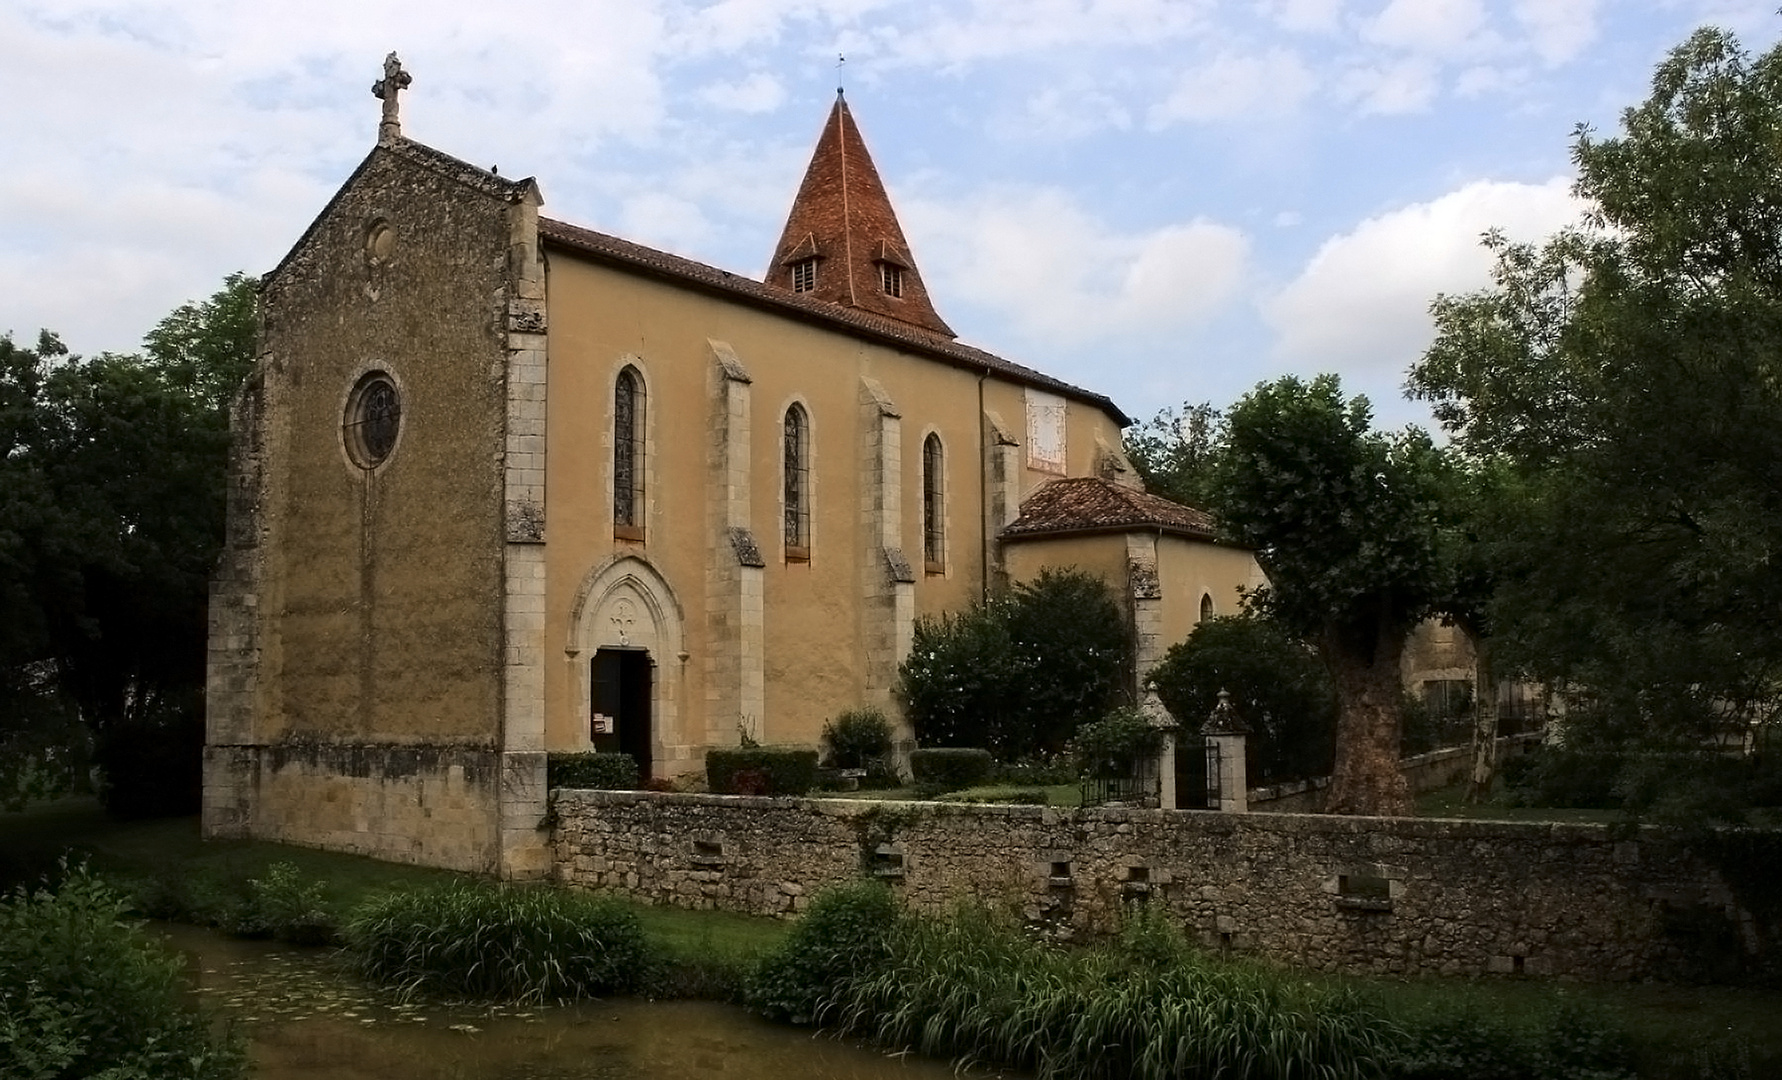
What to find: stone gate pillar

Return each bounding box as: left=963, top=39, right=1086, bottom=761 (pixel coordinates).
left=1204, top=689, right=1250, bottom=814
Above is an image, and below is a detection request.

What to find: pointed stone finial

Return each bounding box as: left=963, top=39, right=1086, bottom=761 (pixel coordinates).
left=1204, top=689, right=1251, bottom=736
left=372, top=52, right=412, bottom=145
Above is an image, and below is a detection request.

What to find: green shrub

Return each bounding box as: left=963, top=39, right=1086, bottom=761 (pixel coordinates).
left=990, top=756, right=1076, bottom=786
left=821, top=708, right=894, bottom=770
left=1147, top=613, right=1337, bottom=785
left=1072, top=707, right=1166, bottom=780
left=548, top=751, right=641, bottom=791
left=705, top=746, right=819, bottom=795
left=748, top=880, right=899, bottom=1023
left=900, top=568, right=1131, bottom=759
left=908, top=748, right=992, bottom=794
left=233, top=862, right=338, bottom=945
left=1504, top=746, right=1626, bottom=809
left=0, top=866, right=245, bottom=1080
left=344, top=881, right=651, bottom=1003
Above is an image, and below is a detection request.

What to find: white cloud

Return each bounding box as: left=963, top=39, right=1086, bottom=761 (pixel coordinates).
left=1015, top=82, right=1134, bottom=139
left=1362, top=0, right=1489, bottom=57
left=700, top=72, right=788, bottom=113
left=1512, top=0, right=1598, bottom=65
left=905, top=187, right=1250, bottom=345
left=1148, top=48, right=1318, bottom=126
left=1261, top=0, right=1344, bottom=34
left=874, top=0, right=1215, bottom=68
left=1340, top=58, right=1441, bottom=113
left=1263, top=176, right=1583, bottom=375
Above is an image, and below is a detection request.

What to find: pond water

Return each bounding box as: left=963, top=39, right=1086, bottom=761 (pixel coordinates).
left=156, top=924, right=1002, bottom=1080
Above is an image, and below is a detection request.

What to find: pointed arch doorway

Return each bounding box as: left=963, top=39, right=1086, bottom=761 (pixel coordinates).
left=569, top=556, right=686, bottom=783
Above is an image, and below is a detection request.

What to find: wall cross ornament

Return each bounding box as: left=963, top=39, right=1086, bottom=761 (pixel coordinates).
left=610, top=598, right=638, bottom=646
left=372, top=52, right=412, bottom=144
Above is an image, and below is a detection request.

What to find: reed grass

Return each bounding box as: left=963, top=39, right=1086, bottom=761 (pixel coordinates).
left=344, top=881, right=650, bottom=1003
left=759, top=893, right=1395, bottom=1080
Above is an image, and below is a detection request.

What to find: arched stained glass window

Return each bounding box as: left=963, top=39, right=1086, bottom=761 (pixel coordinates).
left=1200, top=592, right=1214, bottom=623
left=784, top=404, right=810, bottom=558
left=922, top=433, right=944, bottom=570
left=614, top=366, right=645, bottom=536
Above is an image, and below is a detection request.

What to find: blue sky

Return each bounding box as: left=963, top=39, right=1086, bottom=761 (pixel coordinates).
left=3, top=0, right=1777, bottom=430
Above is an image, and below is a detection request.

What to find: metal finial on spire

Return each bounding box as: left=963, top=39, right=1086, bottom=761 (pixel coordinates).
left=372, top=52, right=412, bottom=145
left=837, top=53, right=845, bottom=97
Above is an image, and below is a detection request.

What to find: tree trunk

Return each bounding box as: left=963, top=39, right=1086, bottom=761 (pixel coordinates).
left=1466, top=629, right=1498, bottom=803
left=1321, top=618, right=1412, bottom=816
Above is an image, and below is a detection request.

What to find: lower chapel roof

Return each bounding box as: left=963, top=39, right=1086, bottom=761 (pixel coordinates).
left=1002, top=476, right=1219, bottom=541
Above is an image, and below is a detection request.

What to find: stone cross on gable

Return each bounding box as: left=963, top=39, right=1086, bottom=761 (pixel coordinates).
left=372, top=52, right=412, bottom=145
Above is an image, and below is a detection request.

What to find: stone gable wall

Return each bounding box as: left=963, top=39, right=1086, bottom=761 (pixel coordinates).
left=552, top=790, right=1763, bottom=982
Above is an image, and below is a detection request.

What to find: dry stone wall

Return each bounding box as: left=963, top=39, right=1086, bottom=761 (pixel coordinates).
left=552, top=789, right=1764, bottom=982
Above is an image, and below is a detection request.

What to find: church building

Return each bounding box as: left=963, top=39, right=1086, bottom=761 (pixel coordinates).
left=203, top=56, right=1263, bottom=877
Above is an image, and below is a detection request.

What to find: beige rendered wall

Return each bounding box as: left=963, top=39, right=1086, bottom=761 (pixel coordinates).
left=1001, top=534, right=1128, bottom=594
left=539, top=254, right=1126, bottom=769
left=1155, top=536, right=1267, bottom=651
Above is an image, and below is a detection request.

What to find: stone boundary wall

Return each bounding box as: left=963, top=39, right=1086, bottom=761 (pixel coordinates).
left=1248, top=733, right=1542, bottom=813
left=551, top=789, right=1765, bottom=982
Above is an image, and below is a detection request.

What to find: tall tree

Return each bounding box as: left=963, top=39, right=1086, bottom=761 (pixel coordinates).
left=0, top=275, right=257, bottom=812
left=1210, top=375, right=1447, bottom=815
left=1410, top=28, right=1782, bottom=778
left=1124, top=400, right=1222, bottom=508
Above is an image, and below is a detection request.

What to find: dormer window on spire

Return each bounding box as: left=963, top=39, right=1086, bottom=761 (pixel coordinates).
left=792, top=258, right=818, bottom=294
left=879, top=263, right=903, bottom=298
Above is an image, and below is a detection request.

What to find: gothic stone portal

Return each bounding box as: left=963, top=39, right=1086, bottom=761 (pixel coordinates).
left=571, top=559, right=685, bottom=779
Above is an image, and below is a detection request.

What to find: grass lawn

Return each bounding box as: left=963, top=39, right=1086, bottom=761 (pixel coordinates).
left=1415, top=783, right=1627, bottom=824
left=1354, top=970, right=1782, bottom=1076
left=822, top=783, right=1083, bottom=805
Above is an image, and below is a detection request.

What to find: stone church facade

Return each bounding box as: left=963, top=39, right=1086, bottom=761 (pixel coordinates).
left=204, top=58, right=1263, bottom=877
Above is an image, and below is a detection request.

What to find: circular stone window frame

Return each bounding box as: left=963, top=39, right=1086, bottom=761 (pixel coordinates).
left=340, top=366, right=406, bottom=473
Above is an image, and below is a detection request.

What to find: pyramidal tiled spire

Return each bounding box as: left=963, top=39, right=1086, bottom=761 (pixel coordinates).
left=764, top=93, right=955, bottom=338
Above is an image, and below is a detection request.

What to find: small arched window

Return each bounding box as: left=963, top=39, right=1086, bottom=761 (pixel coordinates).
left=1200, top=592, right=1215, bottom=623
left=922, top=433, right=944, bottom=571
left=783, top=404, right=810, bottom=559
left=614, top=366, right=645, bottom=538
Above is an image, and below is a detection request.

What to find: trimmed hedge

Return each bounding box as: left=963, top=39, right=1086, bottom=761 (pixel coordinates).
left=548, top=752, right=641, bottom=791
left=706, top=746, right=819, bottom=795
left=909, top=748, right=993, bottom=793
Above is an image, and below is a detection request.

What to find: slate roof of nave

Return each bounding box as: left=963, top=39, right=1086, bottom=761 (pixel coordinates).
left=540, top=216, right=1131, bottom=425
left=1002, top=476, right=1218, bottom=540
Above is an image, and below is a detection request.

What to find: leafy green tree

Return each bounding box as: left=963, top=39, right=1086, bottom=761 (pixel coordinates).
left=1210, top=375, right=1448, bottom=815
left=1123, top=400, right=1222, bottom=508
left=1147, top=614, right=1337, bottom=786
left=900, top=568, right=1130, bottom=760
left=1409, top=28, right=1782, bottom=808
left=0, top=275, right=257, bottom=813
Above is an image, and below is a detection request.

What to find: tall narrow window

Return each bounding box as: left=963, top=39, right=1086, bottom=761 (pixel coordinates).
left=792, top=259, right=818, bottom=293
left=783, top=404, right=810, bottom=559
left=1199, top=593, right=1214, bottom=623
left=614, top=366, right=645, bottom=539
left=880, top=263, right=904, bottom=298
left=922, top=433, right=944, bottom=571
